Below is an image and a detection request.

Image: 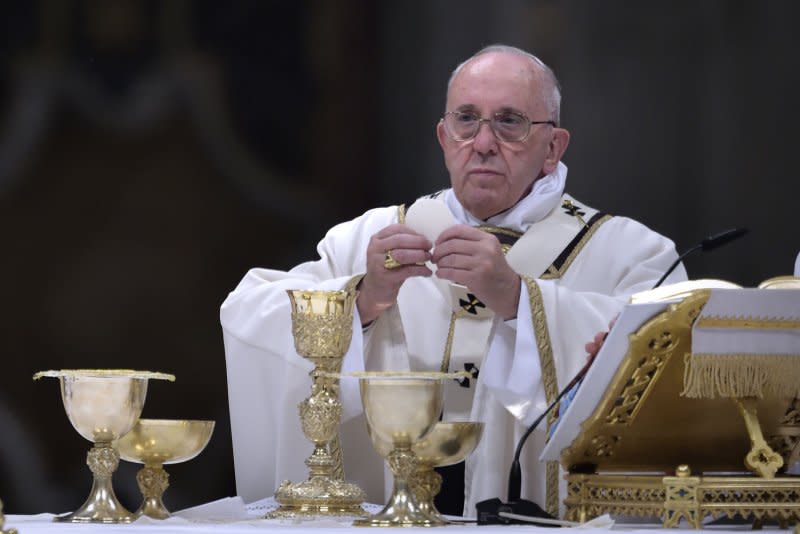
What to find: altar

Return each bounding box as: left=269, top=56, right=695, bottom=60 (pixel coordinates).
left=3, top=496, right=797, bottom=534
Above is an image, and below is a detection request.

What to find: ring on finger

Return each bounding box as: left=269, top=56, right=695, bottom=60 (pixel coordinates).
left=384, top=250, right=402, bottom=270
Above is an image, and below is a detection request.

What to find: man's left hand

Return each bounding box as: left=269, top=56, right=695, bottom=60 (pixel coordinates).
left=432, top=224, right=520, bottom=320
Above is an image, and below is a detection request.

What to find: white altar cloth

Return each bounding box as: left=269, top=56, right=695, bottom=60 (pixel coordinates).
left=4, top=497, right=794, bottom=533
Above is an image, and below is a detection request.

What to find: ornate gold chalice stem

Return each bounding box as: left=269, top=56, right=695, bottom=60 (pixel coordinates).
left=0, top=499, right=18, bottom=534
left=353, top=373, right=445, bottom=527
left=409, top=422, right=484, bottom=521
left=270, top=290, right=366, bottom=517
left=33, top=369, right=174, bottom=523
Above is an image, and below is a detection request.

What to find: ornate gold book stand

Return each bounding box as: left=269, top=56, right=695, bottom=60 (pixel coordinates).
left=559, top=287, right=800, bottom=528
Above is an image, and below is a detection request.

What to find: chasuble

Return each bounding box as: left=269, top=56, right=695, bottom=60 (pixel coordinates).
left=220, top=162, right=686, bottom=516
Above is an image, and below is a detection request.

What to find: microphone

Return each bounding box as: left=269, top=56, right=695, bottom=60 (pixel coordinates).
left=652, top=227, right=748, bottom=289
left=476, top=354, right=598, bottom=525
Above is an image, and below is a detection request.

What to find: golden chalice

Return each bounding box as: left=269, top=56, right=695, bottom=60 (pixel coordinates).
left=33, top=369, right=175, bottom=523
left=0, top=498, right=17, bottom=534
left=369, top=422, right=484, bottom=522
left=117, top=419, right=215, bottom=519
left=410, top=422, right=484, bottom=520
left=271, top=289, right=367, bottom=517
left=353, top=372, right=445, bottom=527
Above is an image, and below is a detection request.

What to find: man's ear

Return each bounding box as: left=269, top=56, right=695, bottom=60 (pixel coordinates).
left=542, top=127, right=570, bottom=175
left=436, top=119, right=448, bottom=150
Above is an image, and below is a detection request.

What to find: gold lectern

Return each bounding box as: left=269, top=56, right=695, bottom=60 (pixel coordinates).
left=556, top=284, right=800, bottom=528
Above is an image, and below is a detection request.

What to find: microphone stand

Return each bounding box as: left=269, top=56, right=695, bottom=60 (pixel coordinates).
left=652, top=228, right=748, bottom=289
left=476, top=354, right=597, bottom=525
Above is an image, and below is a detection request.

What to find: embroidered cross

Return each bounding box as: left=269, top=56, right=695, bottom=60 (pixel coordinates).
left=455, top=363, right=480, bottom=388
left=561, top=199, right=586, bottom=226
left=459, top=293, right=486, bottom=315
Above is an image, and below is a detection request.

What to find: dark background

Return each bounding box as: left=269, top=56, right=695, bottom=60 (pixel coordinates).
left=1, top=0, right=798, bottom=514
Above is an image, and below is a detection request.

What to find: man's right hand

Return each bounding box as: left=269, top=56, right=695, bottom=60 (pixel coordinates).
left=584, top=316, right=618, bottom=359
left=357, top=224, right=432, bottom=326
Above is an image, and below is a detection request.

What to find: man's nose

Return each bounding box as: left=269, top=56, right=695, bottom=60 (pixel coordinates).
left=472, top=120, right=498, bottom=154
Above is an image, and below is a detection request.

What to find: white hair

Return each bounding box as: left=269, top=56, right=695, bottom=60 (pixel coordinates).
left=447, top=44, right=562, bottom=126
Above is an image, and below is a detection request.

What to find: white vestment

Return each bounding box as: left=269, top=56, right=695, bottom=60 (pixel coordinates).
left=220, top=162, right=687, bottom=517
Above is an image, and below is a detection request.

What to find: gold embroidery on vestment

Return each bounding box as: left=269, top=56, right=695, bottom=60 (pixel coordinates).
left=524, top=276, right=560, bottom=517
left=541, top=214, right=612, bottom=280
left=476, top=225, right=524, bottom=240
left=397, top=204, right=407, bottom=225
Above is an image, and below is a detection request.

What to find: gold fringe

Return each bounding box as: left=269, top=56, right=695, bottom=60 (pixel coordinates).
left=682, top=353, right=800, bottom=399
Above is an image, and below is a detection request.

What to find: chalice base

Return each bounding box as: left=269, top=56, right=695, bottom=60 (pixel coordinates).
left=352, top=487, right=446, bottom=527
left=268, top=478, right=367, bottom=518
left=136, top=496, right=171, bottom=520
left=55, top=476, right=134, bottom=523
left=416, top=499, right=446, bottom=524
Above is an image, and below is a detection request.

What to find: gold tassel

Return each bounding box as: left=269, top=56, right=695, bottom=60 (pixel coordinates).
left=682, top=353, right=800, bottom=398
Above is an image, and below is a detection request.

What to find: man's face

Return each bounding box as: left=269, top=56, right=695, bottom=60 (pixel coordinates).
left=437, top=52, right=569, bottom=220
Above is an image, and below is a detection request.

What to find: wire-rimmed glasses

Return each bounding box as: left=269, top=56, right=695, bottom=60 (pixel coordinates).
left=442, top=110, right=555, bottom=143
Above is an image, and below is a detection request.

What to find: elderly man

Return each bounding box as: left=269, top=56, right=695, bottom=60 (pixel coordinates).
left=220, top=44, right=686, bottom=518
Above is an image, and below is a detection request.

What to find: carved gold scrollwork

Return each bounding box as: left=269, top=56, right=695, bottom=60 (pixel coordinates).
left=566, top=471, right=800, bottom=527
left=590, top=434, right=621, bottom=457
left=663, top=465, right=701, bottom=528
left=137, top=466, right=169, bottom=499
left=388, top=448, right=417, bottom=480
left=767, top=398, right=800, bottom=470
left=735, top=398, right=785, bottom=478
left=605, top=352, right=669, bottom=425
left=410, top=468, right=442, bottom=506
left=561, top=291, right=709, bottom=466
left=87, top=444, right=120, bottom=477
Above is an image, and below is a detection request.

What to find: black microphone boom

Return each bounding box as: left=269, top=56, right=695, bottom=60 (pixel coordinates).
left=507, top=354, right=597, bottom=503
left=652, top=227, right=748, bottom=289
left=476, top=354, right=597, bottom=525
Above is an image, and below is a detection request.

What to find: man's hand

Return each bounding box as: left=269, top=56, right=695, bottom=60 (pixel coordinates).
left=357, top=224, right=432, bottom=325
left=584, top=316, right=618, bottom=359
left=432, top=224, right=521, bottom=320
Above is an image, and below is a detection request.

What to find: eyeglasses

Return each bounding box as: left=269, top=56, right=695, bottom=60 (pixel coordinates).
left=442, top=110, right=556, bottom=143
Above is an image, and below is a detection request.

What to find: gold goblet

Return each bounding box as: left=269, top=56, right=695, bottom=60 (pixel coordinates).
left=271, top=290, right=367, bottom=517
left=117, top=419, right=215, bottom=519
left=368, top=421, right=484, bottom=523
left=409, top=422, right=484, bottom=520
left=353, top=373, right=445, bottom=527
left=0, top=498, right=17, bottom=534
left=33, top=369, right=175, bottom=523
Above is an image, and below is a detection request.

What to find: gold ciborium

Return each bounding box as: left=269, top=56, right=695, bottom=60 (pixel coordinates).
left=353, top=373, right=445, bottom=527
left=33, top=369, right=175, bottom=523
left=117, top=419, right=215, bottom=519
left=270, top=290, right=367, bottom=517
